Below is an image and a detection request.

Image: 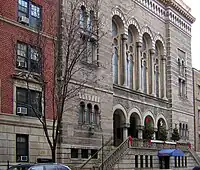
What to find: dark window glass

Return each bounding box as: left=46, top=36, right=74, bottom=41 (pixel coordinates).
left=135, top=155, right=138, bottom=168
left=16, top=87, right=42, bottom=117
left=182, top=156, right=184, bottom=167
left=178, top=156, right=181, bottom=167
left=145, top=155, right=148, bottom=168
left=150, top=155, right=153, bottom=168
left=91, top=149, right=98, bottom=159
left=71, top=149, right=78, bottom=158
left=16, top=42, right=40, bottom=73
left=16, top=134, right=29, bottom=162
left=18, top=0, right=42, bottom=29
left=185, top=156, right=187, bottom=167
left=140, top=155, right=143, bottom=168
left=81, top=149, right=88, bottom=159
left=175, top=156, right=177, bottom=167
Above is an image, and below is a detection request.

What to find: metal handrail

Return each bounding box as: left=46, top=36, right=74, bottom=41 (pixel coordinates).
left=188, top=148, right=200, bottom=165
left=79, top=136, right=113, bottom=169
left=98, top=138, right=129, bottom=170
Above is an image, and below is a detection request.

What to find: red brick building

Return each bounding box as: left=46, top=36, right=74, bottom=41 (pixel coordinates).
left=0, top=0, right=58, bottom=166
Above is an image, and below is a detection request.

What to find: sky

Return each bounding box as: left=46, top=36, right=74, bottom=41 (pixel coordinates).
left=183, top=0, right=200, bottom=70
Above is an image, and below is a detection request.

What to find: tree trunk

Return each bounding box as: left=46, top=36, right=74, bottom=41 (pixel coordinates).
left=51, top=147, right=56, bottom=163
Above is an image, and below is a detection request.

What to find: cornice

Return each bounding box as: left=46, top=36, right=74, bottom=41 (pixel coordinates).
left=158, top=0, right=195, bottom=23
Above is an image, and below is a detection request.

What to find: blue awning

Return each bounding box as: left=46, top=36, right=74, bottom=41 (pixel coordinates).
left=158, top=149, right=184, bottom=157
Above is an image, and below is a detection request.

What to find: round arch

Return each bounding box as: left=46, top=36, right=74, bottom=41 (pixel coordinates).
left=156, top=114, right=169, bottom=130
left=113, top=104, right=128, bottom=123
left=140, top=26, right=154, bottom=49
left=142, top=110, right=156, bottom=128
left=127, top=18, right=141, bottom=41
left=127, top=107, right=142, bottom=125
left=154, top=34, right=166, bottom=56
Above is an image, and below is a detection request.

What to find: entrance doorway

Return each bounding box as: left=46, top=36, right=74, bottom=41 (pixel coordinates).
left=159, top=156, right=170, bottom=169
left=113, top=110, right=125, bottom=146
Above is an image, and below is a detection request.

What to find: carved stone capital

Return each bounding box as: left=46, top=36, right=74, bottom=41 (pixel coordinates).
left=136, top=41, right=142, bottom=48
left=150, top=49, right=155, bottom=55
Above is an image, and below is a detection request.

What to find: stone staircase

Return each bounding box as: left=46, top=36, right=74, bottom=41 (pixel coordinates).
left=77, top=138, right=200, bottom=170
left=78, top=138, right=129, bottom=170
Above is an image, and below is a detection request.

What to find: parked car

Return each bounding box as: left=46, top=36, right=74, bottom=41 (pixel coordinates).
left=8, top=164, right=35, bottom=170
left=28, top=163, right=71, bottom=170
left=8, top=163, right=71, bottom=170
left=193, top=166, right=200, bottom=170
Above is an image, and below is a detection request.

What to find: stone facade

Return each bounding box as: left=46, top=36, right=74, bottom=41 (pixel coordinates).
left=59, top=0, right=195, bottom=168
left=193, top=68, right=200, bottom=152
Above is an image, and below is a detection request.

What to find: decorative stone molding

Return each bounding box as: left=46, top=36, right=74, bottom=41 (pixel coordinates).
left=140, top=26, right=155, bottom=48
left=111, top=6, right=126, bottom=26
left=78, top=93, right=100, bottom=103
left=126, top=17, right=141, bottom=41
left=154, top=33, right=166, bottom=55
left=135, top=0, right=194, bottom=35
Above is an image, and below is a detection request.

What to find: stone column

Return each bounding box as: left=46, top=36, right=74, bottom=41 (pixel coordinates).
left=121, top=123, right=130, bottom=141
left=121, top=34, right=128, bottom=87
left=136, top=42, right=142, bottom=91
left=153, top=128, right=158, bottom=140
left=150, top=49, right=155, bottom=96
left=137, top=125, right=144, bottom=139
left=162, top=57, right=167, bottom=99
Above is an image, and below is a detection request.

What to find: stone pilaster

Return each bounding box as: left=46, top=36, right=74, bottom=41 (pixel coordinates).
left=150, top=49, right=155, bottom=96
left=162, top=57, right=167, bottom=99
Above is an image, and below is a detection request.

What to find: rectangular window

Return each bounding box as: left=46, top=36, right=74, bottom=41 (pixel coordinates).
left=150, top=155, right=153, bottom=168
left=71, top=148, right=78, bottom=158
left=185, top=156, right=187, bottom=167
left=135, top=155, right=138, bottom=168
left=16, top=42, right=40, bottom=73
left=91, top=149, right=98, bottom=159
left=182, top=156, right=184, bottom=167
left=175, top=156, right=177, bottom=167
left=81, top=149, right=88, bottom=159
left=18, top=0, right=42, bottom=29
left=145, top=155, right=148, bottom=168
left=16, top=134, right=29, bottom=162
left=178, top=156, right=181, bottom=167
left=140, top=155, right=143, bottom=168
left=16, top=87, right=42, bottom=117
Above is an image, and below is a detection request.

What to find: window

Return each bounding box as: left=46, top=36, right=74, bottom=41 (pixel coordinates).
left=18, top=0, right=42, bottom=29
left=91, top=149, right=98, bottom=159
left=182, top=156, right=184, bottom=167
left=16, top=87, right=42, bottom=117
left=145, top=155, right=148, bottom=168
left=140, top=155, right=143, bottom=168
left=16, top=42, right=40, bottom=73
left=135, top=155, right=138, bottom=168
left=178, top=156, right=181, bottom=167
left=175, top=156, right=177, bottom=167
left=185, top=156, right=187, bottom=167
left=150, top=155, right=153, bottom=168
left=71, top=148, right=78, bottom=158
left=16, top=134, right=29, bottom=162
left=85, top=39, right=97, bottom=64
left=81, top=149, right=88, bottom=159
left=79, top=102, right=100, bottom=127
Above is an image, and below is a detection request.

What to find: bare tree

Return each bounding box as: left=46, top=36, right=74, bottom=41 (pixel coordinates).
left=14, top=0, right=104, bottom=162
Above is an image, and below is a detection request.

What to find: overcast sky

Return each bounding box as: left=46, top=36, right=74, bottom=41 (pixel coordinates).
left=183, top=0, right=200, bottom=70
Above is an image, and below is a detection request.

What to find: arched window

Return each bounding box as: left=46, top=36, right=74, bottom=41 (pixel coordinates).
left=86, top=103, right=92, bottom=123
left=182, top=60, right=185, bottom=76
left=179, top=123, right=182, bottom=136
left=80, top=6, right=86, bottom=28
left=79, top=102, right=85, bottom=122
left=182, top=124, right=185, bottom=137
left=94, top=105, right=100, bottom=125
left=178, top=58, right=181, bottom=75
left=185, top=124, right=188, bottom=138
left=87, top=10, right=94, bottom=32
left=155, top=58, right=159, bottom=97
left=126, top=29, right=134, bottom=88
left=141, top=37, right=147, bottom=93
left=112, top=20, right=119, bottom=84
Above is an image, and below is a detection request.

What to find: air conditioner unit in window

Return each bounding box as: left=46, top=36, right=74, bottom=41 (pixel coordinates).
left=19, top=16, right=29, bottom=24
left=17, top=107, right=28, bottom=115
left=17, top=61, right=27, bottom=68
left=20, top=156, right=28, bottom=162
